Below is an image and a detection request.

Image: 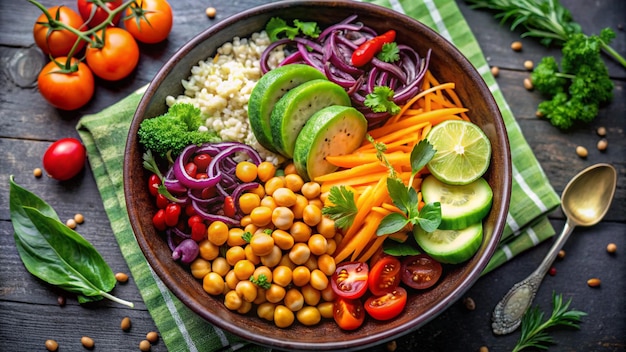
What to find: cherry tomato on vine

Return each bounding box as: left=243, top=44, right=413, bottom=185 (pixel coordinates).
left=400, top=254, right=443, bottom=290
left=77, top=0, right=123, bottom=28
left=368, top=255, right=401, bottom=296
left=364, top=287, right=407, bottom=321
left=85, top=27, right=139, bottom=81
left=42, top=138, right=86, bottom=181
left=33, top=6, right=86, bottom=58
left=123, top=0, right=173, bottom=44
left=330, top=262, right=369, bottom=299
left=333, top=297, right=365, bottom=331
left=37, top=57, right=95, bottom=110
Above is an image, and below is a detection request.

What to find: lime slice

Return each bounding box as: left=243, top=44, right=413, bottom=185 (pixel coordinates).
left=426, top=120, right=491, bottom=185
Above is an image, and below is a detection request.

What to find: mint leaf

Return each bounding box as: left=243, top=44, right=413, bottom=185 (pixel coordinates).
left=415, top=202, right=442, bottom=233
left=383, top=240, right=421, bottom=256
left=410, top=140, right=436, bottom=177
left=376, top=212, right=409, bottom=236
left=386, top=177, right=410, bottom=213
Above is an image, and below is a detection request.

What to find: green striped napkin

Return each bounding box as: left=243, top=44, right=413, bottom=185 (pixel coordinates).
left=76, top=0, right=560, bottom=350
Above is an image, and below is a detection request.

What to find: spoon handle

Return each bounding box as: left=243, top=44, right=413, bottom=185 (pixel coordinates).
left=491, top=220, right=576, bottom=335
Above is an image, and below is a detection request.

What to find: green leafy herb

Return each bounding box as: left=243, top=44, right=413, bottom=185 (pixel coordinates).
left=512, top=292, right=587, bottom=352
left=377, top=42, right=400, bottom=62
left=265, top=17, right=321, bottom=42
left=366, top=134, right=397, bottom=178
left=382, top=240, right=422, bottom=257
left=242, top=231, right=253, bottom=243
left=321, top=186, right=358, bottom=230
left=364, top=86, right=401, bottom=115
left=142, top=150, right=183, bottom=203
left=9, top=176, right=133, bottom=307
left=263, top=228, right=273, bottom=235
left=250, top=273, right=271, bottom=289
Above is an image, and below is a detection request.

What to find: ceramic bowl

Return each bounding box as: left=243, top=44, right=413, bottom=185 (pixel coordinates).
left=124, top=1, right=511, bottom=350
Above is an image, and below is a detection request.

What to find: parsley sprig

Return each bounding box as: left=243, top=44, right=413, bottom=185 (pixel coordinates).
left=512, top=292, right=586, bottom=352
left=322, top=186, right=358, bottom=231
left=364, top=86, right=401, bottom=115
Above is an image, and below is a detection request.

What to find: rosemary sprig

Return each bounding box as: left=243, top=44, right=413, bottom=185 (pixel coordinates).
left=512, top=292, right=587, bottom=352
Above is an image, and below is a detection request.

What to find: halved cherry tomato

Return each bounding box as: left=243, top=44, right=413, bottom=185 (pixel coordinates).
left=148, top=173, right=160, bottom=196
left=400, top=254, right=443, bottom=290
left=330, top=262, right=369, bottom=299
left=223, top=196, right=236, bottom=218
left=33, top=6, right=86, bottom=57
left=333, top=297, right=365, bottom=331
left=364, top=287, right=407, bottom=321
left=184, top=162, right=198, bottom=179
left=85, top=27, right=139, bottom=81
left=368, top=255, right=401, bottom=296
left=123, top=0, right=173, bottom=44
left=42, top=138, right=86, bottom=181
left=77, top=0, right=123, bottom=28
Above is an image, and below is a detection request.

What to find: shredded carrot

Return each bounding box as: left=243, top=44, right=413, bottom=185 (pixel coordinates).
left=314, top=162, right=388, bottom=183
left=325, top=152, right=409, bottom=169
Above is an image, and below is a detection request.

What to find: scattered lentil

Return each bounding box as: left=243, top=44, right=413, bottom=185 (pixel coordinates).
left=607, top=243, right=617, bottom=254
left=45, top=339, right=59, bottom=351
left=33, top=167, right=43, bottom=177
left=549, top=267, right=557, bottom=276
left=386, top=340, right=397, bottom=352
left=80, top=336, right=95, bottom=349
left=463, top=297, right=476, bottom=311
left=597, top=139, right=608, bottom=151
left=557, top=249, right=566, bottom=259
left=205, top=7, right=217, bottom=18
left=74, top=213, right=85, bottom=224
left=576, top=145, right=588, bottom=158
left=511, top=41, right=523, bottom=51
left=523, top=60, right=534, bottom=70
left=139, top=339, right=151, bottom=351
left=523, top=77, right=533, bottom=90
left=597, top=126, right=607, bottom=136
left=66, top=218, right=77, bottom=229
left=535, top=110, right=544, bottom=118
left=587, top=278, right=601, bottom=287
left=490, top=66, right=499, bottom=77
left=479, top=346, right=489, bottom=352
left=146, top=331, right=159, bottom=343
left=115, top=272, right=129, bottom=283
left=120, top=316, right=132, bottom=331
left=57, top=295, right=66, bottom=306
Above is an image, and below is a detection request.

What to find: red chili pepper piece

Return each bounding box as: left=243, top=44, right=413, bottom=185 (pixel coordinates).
left=351, top=30, right=396, bottom=67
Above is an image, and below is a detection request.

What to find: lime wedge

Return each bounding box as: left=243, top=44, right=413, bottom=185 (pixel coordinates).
left=425, top=120, right=491, bottom=185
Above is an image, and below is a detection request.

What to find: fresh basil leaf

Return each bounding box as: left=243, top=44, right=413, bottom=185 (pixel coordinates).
left=415, top=202, right=442, bottom=233
left=386, top=177, right=410, bottom=213
left=383, top=240, right=421, bottom=256
left=410, top=139, right=436, bottom=177
left=376, top=212, right=409, bottom=236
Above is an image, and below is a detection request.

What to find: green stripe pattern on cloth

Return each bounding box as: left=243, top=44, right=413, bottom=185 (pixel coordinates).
left=76, top=0, right=560, bottom=350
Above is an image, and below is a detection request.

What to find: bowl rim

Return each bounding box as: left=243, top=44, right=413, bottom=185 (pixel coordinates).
left=124, top=1, right=512, bottom=350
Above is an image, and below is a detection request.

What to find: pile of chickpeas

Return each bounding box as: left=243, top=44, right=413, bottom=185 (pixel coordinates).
left=189, top=161, right=340, bottom=328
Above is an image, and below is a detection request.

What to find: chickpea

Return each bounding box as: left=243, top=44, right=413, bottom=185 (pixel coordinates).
left=237, top=300, right=253, bottom=314
left=208, top=220, right=229, bottom=246
left=265, top=283, right=287, bottom=303
left=291, top=194, right=309, bottom=219
left=244, top=244, right=261, bottom=265
left=198, top=239, right=219, bottom=260
left=317, top=301, right=334, bottom=318
left=225, top=269, right=240, bottom=290
left=244, top=223, right=259, bottom=235
left=190, top=258, right=212, bottom=279
left=260, top=195, right=277, bottom=210
left=320, top=285, right=336, bottom=302
left=264, top=176, right=285, bottom=196
left=249, top=233, right=274, bottom=256
left=283, top=163, right=297, bottom=175
left=272, top=265, right=293, bottom=287
left=252, top=265, right=273, bottom=283
left=284, top=288, right=305, bottom=311
left=289, top=243, right=311, bottom=265
left=250, top=206, right=273, bottom=227
left=45, top=339, right=59, bottom=351
left=115, top=272, right=129, bottom=283
left=317, top=217, right=336, bottom=238
left=257, top=302, right=276, bottom=321
left=74, top=213, right=85, bottom=224
left=234, top=259, right=256, bottom=280
left=278, top=253, right=296, bottom=269
left=292, top=265, right=311, bottom=287
left=297, top=306, right=321, bottom=326
left=224, top=289, right=243, bottom=310
left=310, top=269, right=329, bottom=291
left=236, top=161, right=258, bottom=182
left=303, top=254, right=319, bottom=271
left=248, top=184, right=266, bottom=198
left=576, top=145, right=588, bottom=158
left=260, top=245, right=282, bottom=267
left=225, top=246, right=246, bottom=266
left=308, top=234, right=328, bottom=256
left=308, top=198, right=324, bottom=209
left=301, top=182, right=321, bottom=199
left=272, top=206, right=295, bottom=230
left=139, top=340, right=151, bottom=352
left=511, top=41, right=523, bottom=51
left=239, top=193, right=261, bottom=214
left=33, top=168, right=43, bottom=178
left=205, top=6, right=217, bottom=18
left=81, top=336, right=95, bottom=349
left=211, top=257, right=231, bottom=277
left=490, top=66, right=500, bottom=77
left=523, top=60, right=534, bottom=70
left=301, top=284, right=321, bottom=306
left=203, top=272, right=225, bottom=295
left=290, top=221, right=312, bottom=243
left=120, top=316, right=132, bottom=331
left=273, top=187, right=297, bottom=207
left=325, top=238, right=337, bottom=256
left=239, top=215, right=253, bottom=227
left=236, top=280, right=258, bottom=302
left=257, top=161, right=277, bottom=182
left=523, top=77, right=533, bottom=90
left=146, top=331, right=159, bottom=343
left=317, top=254, right=336, bottom=276
left=302, top=204, right=322, bottom=226
left=273, top=305, right=295, bottom=328
left=227, top=227, right=247, bottom=247
left=272, top=229, right=295, bottom=250
left=254, top=287, right=267, bottom=305
left=284, top=173, right=304, bottom=192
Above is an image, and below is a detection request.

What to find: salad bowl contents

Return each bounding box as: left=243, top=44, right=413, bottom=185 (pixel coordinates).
left=124, top=1, right=511, bottom=350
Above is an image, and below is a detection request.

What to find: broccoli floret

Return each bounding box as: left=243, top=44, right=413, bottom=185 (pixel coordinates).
left=138, top=103, right=220, bottom=157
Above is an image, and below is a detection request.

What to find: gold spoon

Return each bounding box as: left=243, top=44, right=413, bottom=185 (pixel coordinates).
left=491, top=163, right=617, bottom=335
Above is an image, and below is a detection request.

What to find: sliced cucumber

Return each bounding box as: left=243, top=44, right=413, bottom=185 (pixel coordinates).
left=421, top=175, right=493, bottom=230
left=414, top=222, right=483, bottom=264
left=293, top=106, right=367, bottom=181
left=248, top=64, right=326, bottom=152
left=270, top=79, right=351, bottom=158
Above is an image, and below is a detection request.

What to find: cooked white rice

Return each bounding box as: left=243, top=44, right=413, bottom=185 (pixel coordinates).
left=165, top=31, right=285, bottom=164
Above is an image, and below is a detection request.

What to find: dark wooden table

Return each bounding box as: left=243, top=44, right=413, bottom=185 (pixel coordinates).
left=1, top=1, right=624, bottom=351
